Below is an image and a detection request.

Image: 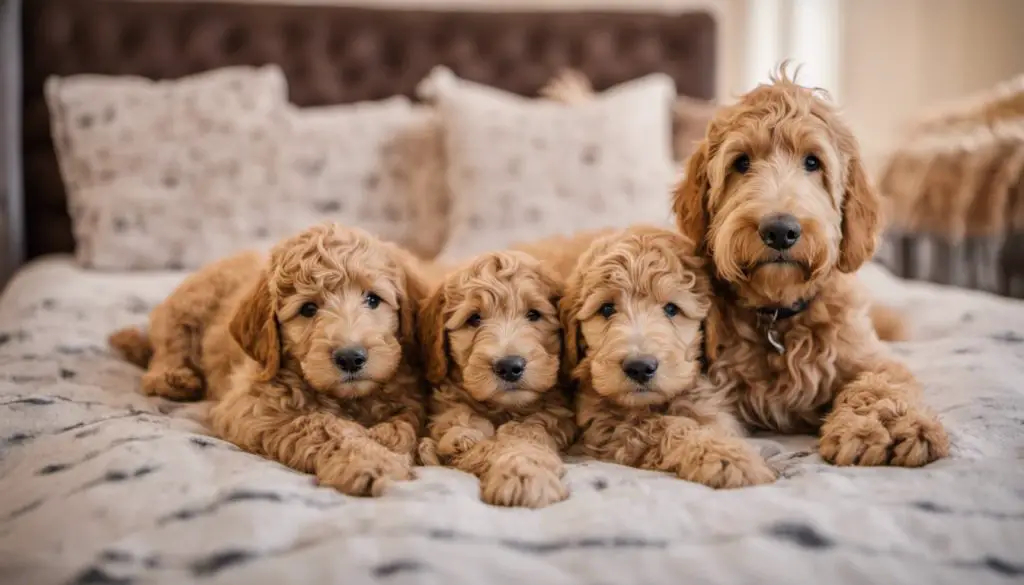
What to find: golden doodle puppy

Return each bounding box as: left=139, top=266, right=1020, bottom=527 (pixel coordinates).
left=417, top=251, right=576, bottom=508
left=562, top=226, right=776, bottom=488
left=673, top=67, right=950, bottom=466
left=110, top=223, right=429, bottom=496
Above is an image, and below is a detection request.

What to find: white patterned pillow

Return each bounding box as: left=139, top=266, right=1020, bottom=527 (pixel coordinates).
left=45, top=66, right=290, bottom=269
left=46, top=66, right=450, bottom=269
left=417, top=67, right=678, bottom=263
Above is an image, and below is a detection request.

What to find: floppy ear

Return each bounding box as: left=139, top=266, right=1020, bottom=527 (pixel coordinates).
left=673, top=143, right=710, bottom=250
left=558, top=275, right=586, bottom=378
left=417, top=284, right=449, bottom=385
left=837, top=152, right=882, bottom=272
left=393, top=252, right=431, bottom=358
left=229, top=272, right=280, bottom=382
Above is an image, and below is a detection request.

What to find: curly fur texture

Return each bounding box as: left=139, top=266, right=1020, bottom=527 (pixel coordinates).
left=561, top=226, right=776, bottom=488
left=416, top=251, right=576, bottom=508
left=111, top=223, right=430, bottom=496
left=673, top=67, right=949, bottom=467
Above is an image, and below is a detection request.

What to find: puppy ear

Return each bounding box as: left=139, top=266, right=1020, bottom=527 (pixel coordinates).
left=393, top=250, right=430, bottom=357
left=558, top=276, right=586, bottom=377
left=673, top=143, right=710, bottom=250
left=229, top=272, right=280, bottom=381
left=838, top=152, right=882, bottom=272
left=417, top=284, right=449, bottom=385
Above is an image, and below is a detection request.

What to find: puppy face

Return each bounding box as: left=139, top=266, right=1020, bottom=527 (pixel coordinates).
left=230, top=223, right=425, bottom=399
left=561, top=227, right=710, bottom=408
left=674, top=67, right=881, bottom=306
left=420, top=252, right=563, bottom=409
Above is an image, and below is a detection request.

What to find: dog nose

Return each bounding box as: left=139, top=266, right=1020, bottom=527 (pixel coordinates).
left=758, top=214, right=802, bottom=250
left=622, top=355, right=659, bottom=383
left=493, top=356, right=527, bottom=383
left=333, top=346, right=368, bottom=373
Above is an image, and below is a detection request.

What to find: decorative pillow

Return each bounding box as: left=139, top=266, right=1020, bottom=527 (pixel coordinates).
left=419, top=67, right=678, bottom=262
left=274, top=100, right=449, bottom=260
left=46, top=66, right=450, bottom=269
left=540, top=69, right=716, bottom=163
left=45, top=66, right=291, bottom=269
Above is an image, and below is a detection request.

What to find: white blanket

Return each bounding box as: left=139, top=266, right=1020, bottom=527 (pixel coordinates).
left=0, top=256, right=1023, bottom=585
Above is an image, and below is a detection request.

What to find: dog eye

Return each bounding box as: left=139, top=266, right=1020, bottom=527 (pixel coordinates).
left=732, top=154, right=751, bottom=174
left=599, top=303, right=616, bottom=319
left=466, top=313, right=482, bottom=328
left=663, top=303, right=681, bottom=318
left=364, top=292, right=381, bottom=309
left=526, top=309, right=542, bottom=322
left=803, top=154, right=822, bottom=172
left=299, top=302, right=318, bottom=318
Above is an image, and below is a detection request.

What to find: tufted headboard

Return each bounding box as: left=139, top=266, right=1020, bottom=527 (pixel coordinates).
left=18, top=0, right=717, bottom=263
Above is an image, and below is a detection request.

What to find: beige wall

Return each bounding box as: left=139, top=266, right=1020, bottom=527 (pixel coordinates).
left=840, top=0, right=1024, bottom=166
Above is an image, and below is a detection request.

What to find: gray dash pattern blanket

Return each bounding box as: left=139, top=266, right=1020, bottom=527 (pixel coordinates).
left=0, top=256, right=1023, bottom=585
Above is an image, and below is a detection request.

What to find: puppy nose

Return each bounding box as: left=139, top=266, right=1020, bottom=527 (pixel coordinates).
left=758, top=213, right=802, bottom=250
left=622, top=355, right=659, bottom=383
left=333, top=346, right=368, bottom=373
left=493, top=356, right=527, bottom=383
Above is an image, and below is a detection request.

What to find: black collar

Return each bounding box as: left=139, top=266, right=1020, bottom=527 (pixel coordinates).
left=754, top=298, right=812, bottom=321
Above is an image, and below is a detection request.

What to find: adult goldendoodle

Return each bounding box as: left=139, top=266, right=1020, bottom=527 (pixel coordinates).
left=111, top=223, right=429, bottom=496
left=417, top=250, right=576, bottom=508
left=673, top=69, right=949, bottom=467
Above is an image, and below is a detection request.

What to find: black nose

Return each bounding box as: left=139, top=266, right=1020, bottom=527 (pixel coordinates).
left=758, top=214, right=802, bottom=250
left=622, top=355, right=659, bottom=383
left=333, top=346, right=368, bottom=373
left=493, top=356, right=526, bottom=383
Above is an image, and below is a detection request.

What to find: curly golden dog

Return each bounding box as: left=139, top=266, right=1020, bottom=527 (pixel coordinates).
left=562, top=226, right=776, bottom=488
left=417, top=251, right=576, bottom=508
left=673, top=68, right=949, bottom=466
left=110, top=223, right=429, bottom=496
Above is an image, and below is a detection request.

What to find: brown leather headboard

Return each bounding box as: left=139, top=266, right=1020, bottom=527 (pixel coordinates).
left=21, top=0, right=717, bottom=260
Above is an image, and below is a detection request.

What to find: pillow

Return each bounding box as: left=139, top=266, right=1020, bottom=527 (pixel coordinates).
left=540, top=69, right=716, bottom=163
left=419, top=67, right=678, bottom=262
left=274, top=99, right=449, bottom=260
left=46, top=66, right=290, bottom=269
left=47, top=66, right=450, bottom=269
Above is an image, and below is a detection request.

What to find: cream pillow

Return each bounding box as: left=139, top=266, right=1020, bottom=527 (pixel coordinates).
left=418, top=67, right=678, bottom=262
left=47, top=66, right=450, bottom=269
left=46, top=66, right=290, bottom=269
left=274, top=100, right=449, bottom=260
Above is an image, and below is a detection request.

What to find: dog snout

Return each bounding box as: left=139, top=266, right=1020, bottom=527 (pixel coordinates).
left=622, top=355, right=659, bottom=383
left=758, top=213, right=802, bottom=251
left=493, top=355, right=527, bottom=383
left=333, top=346, right=368, bottom=373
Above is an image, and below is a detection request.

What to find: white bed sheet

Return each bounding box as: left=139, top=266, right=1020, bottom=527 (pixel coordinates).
left=0, top=256, right=1023, bottom=585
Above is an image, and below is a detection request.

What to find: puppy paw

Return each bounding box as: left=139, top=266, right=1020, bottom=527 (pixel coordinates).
left=480, top=462, right=568, bottom=509
left=417, top=438, right=441, bottom=466
left=368, top=421, right=417, bottom=455
left=673, top=430, right=777, bottom=489
left=141, top=367, right=203, bottom=401
left=322, top=451, right=414, bottom=497
left=820, top=407, right=948, bottom=467
left=438, top=427, right=488, bottom=460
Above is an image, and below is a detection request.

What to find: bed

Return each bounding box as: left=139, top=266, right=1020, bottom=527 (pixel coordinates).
left=2, top=1, right=1024, bottom=584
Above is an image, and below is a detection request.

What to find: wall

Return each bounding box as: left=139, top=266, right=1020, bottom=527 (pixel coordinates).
left=839, top=0, right=1024, bottom=168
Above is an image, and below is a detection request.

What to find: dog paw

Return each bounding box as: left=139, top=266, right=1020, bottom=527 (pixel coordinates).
left=417, top=438, right=441, bottom=466
left=141, top=367, right=203, bottom=401
left=437, top=427, right=488, bottom=460
left=480, top=463, right=568, bottom=509
left=368, top=421, right=417, bottom=455
left=322, top=452, right=414, bottom=497
left=674, top=431, right=777, bottom=489
left=820, top=408, right=949, bottom=467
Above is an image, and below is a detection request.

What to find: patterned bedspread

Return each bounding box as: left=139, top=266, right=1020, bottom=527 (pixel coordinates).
left=0, top=256, right=1023, bottom=585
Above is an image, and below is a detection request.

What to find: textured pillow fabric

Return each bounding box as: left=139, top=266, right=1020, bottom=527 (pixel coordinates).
left=45, top=66, right=291, bottom=269
left=275, top=100, right=450, bottom=260
left=46, top=66, right=450, bottom=269
left=419, top=67, right=678, bottom=262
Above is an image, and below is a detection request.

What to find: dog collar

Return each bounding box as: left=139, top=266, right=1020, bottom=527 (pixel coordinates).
left=754, top=298, right=812, bottom=354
